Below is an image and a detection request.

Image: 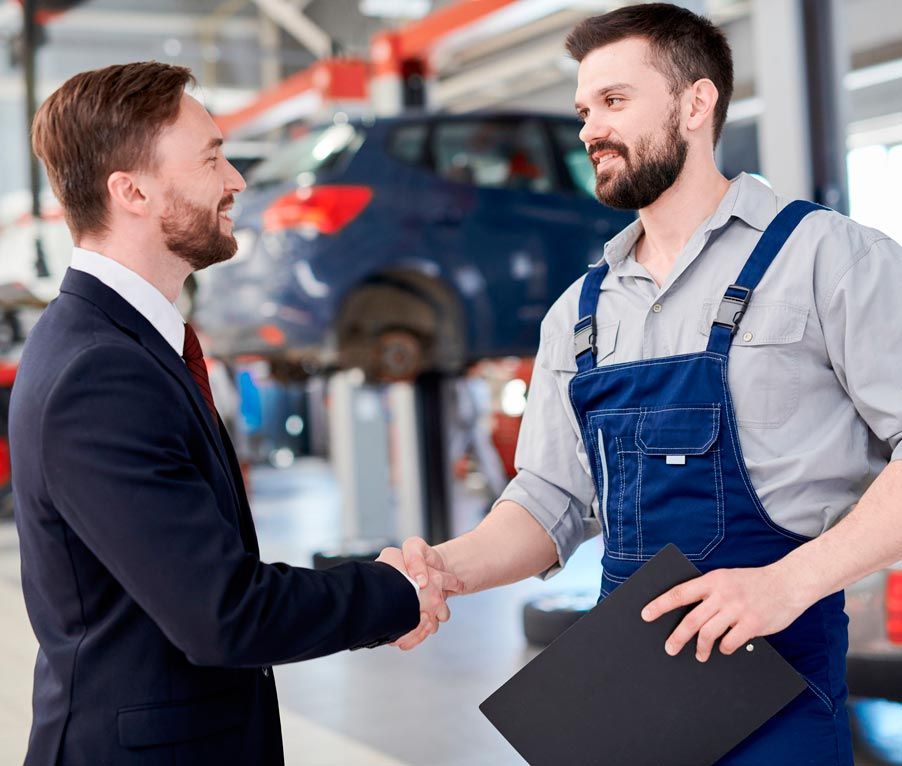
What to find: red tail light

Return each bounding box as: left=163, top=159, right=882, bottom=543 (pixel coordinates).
left=263, top=185, right=372, bottom=235
left=885, top=571, right=902, bottom=643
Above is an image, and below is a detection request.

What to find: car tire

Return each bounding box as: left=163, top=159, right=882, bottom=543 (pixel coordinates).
left=522, top=593, right=597, bottom=647
left=373, top=328, right=424, bottom=382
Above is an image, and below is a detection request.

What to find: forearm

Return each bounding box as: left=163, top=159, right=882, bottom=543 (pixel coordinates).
left=774, top=459, right=902, bottom=605
left=434, top=500, right=558, bottom=594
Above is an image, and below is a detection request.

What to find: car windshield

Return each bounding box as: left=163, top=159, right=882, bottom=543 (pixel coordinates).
left=247, top=123, right=363, bottom=186
left=551, top=122, right=595, bottom=198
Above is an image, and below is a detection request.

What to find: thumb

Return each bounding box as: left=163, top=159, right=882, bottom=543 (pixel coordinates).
left=401, top=537, right=430, bottom=588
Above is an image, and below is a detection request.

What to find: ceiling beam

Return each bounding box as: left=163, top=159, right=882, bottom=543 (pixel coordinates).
left=250, top=0, right=331, bottom=58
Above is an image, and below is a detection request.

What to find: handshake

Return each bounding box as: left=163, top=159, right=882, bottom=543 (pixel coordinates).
left=377, top=538, right=464, bottom=651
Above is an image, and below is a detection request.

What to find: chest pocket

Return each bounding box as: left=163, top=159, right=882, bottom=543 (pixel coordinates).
left=700, top=302, right=809, bottom=428
left=588, top=403, right=724, bottom=561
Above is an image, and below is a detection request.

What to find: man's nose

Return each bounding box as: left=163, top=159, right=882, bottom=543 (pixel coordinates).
left=226, top=160, right=246, bottom=193
left=579, top=114, right=612, bottom=147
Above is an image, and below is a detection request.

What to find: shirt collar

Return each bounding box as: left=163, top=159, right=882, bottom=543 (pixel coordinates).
left=601, top=172, right=778, bottom=270
left=70, top=247, right=185, bottom=356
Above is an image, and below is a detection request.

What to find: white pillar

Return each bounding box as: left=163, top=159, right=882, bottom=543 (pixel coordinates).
left=751, top=0, right=813, bottom=199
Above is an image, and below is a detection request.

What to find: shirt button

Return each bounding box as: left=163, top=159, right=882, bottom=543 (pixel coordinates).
left=742, top=331, right=753, bottom=342
left=652, top=303, right=663, bottom=313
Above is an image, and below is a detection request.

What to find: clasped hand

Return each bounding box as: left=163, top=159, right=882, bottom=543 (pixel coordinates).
left=377, top=540, right=461, bottom=650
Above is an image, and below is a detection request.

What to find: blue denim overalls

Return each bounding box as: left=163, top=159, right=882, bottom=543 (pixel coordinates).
left=569, top=201, right=853, bottom=764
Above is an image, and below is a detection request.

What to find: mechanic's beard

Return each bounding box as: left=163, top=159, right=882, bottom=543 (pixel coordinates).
left=161, top=190, right=237, bottom=272
left=592, top=107, right=688, bottom=211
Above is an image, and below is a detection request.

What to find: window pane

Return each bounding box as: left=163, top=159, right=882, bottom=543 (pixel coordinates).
left=433, top=120, right=554, bottom=193
left=387, top=123, right=428, bottom=165
left=248, top=124, right=363, bottom=185
left=551, top=122, right=595, bottom=198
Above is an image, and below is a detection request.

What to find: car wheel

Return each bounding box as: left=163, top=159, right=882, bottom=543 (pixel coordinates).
left=373, top=328, right=424, bottom=382
left=522, top=593, right=596, bottom=647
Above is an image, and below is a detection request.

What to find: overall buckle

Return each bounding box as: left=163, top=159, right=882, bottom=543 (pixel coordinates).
left=712, top=285, right=753, bottom=336
left=574, top=315, right=596, bottom=358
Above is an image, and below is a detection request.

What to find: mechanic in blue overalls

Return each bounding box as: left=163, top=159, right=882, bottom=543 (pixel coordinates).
left=391, top=5, right=902, bottom=763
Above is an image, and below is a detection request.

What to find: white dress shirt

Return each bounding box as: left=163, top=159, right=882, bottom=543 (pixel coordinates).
left=69, top=247, right=185, bottom=356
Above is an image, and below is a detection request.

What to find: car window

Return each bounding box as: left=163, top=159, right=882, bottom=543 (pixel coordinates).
left=387, top=123, right=428, bottom=165
left=247, top=124, right=363, bottom=185
left=551, top=122, right=595, bottom=198
left=432, top=120, right=554, bottom=193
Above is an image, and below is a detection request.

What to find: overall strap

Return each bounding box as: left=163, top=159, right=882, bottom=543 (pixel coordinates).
left=573, top=262, right=610, bottom=373
left=706, top=200, right=828, bottom=355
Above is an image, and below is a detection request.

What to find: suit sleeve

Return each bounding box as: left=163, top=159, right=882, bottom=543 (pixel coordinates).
left=39, top=343, right=419, bottom=667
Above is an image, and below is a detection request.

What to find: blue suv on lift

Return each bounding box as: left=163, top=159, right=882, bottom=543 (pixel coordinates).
left=194, top=111, right=635, bottom=380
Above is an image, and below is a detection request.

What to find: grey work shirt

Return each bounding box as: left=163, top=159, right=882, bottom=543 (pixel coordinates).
left=498, top=172, right=902, bottom=577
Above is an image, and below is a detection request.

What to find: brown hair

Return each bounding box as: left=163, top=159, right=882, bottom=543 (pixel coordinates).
left=566, top=3, right=733, bottom=144
left=32, top=61, right=195, bottom=241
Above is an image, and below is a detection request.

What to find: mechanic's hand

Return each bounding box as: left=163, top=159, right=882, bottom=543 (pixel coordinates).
left=389, top=536, right=466, bottom=651
left=377, top=545, right=461, bottom=650
left=640, top=564, right=809, bottom=662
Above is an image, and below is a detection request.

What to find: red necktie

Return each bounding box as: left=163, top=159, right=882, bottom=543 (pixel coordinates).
left=182, top=323, right=218, bottom=422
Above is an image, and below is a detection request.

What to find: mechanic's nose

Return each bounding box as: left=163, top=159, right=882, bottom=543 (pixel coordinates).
left=226, top=160, right=246, bottom=193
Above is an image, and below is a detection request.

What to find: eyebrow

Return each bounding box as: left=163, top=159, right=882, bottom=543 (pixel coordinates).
left=202, top=137, right=224, bottom=153
left=575, top=83, right=636, bottom=109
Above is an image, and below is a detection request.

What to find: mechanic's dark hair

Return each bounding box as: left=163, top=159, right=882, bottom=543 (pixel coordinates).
left=32, top=61, right=195, bottom=242
left=566, top=3, right=733, bottom=144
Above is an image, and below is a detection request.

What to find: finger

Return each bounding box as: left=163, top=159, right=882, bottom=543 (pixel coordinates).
left=438, top=570, right=464, bottom=594
left=663, top=600, right=718, bottom=656
left=695, top=614, right=735, bottom=662
left=392, top=618, right=427, bottom=650
left=436, top=602, right=451, bottom=623
left=642, top=576, right=710, bottom=622
left=402, top=537, right=430, bottom=588
left=719, top=624, right=754, bottom=656
left=395, top=613, right=432, bottom=651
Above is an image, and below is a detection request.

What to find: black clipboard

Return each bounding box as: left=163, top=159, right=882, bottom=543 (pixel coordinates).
left=480, top=544, right=807, bottom=766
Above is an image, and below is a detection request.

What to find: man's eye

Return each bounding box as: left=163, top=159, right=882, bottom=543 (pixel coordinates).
left=208, top=156, right=218, bottom=164
left=607, top=97, right=624, bottom=107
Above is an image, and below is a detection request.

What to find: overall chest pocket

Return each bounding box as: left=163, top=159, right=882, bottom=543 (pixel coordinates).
left=700, top=302, right=808, bottom=428
left=589, top=404, right=724, bottom=561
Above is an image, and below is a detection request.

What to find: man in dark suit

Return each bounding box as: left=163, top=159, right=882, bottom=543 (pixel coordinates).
left=10, top=62, right=456, bottom=765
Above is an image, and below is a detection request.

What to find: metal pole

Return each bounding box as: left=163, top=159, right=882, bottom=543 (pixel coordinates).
left=801, top=0, right=850, bottom=214
left=23, top=0, right=49, bottom=278
left=416, top=372, right=451, bottom=543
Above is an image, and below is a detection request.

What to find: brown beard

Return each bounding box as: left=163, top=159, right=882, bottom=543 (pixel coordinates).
left=161, top=188, right=237, bottom=271
left=589, top=102, right=688, bottom=210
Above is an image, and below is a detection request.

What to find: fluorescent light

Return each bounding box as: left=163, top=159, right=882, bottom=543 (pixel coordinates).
left=359, top=0, right=430, bottom=19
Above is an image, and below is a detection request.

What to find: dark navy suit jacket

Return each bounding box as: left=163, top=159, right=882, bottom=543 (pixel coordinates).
left=10, top=268, right=419, bottom=765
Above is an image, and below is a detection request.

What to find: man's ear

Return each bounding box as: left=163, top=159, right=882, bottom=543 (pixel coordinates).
left=107, top=171, right=149, bottom=218
left=685, top=78, right=719, bottom=136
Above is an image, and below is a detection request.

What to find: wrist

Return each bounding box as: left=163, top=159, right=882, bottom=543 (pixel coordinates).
left=770, top=550, right=826, bottom=609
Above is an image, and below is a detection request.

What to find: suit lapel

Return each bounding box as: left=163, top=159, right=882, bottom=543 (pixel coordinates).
left=59, top=269, right=238, bottom=502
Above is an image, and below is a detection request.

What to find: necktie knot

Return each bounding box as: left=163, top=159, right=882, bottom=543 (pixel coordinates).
left=182, top=323, right=217, bottom=422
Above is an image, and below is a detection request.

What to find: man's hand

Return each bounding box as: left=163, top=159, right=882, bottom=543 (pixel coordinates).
left=376, top=545, right=461, bottom=650
left=389, top=537, right=466, bottom=651
left=640, top=564, right=810, bottom=661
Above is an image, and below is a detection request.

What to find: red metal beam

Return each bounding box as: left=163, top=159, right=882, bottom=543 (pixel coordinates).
left=214, top=58, right=369, bottom=137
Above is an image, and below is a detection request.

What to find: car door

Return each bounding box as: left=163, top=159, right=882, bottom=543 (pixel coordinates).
left=428, top=116, right=633, bottom=358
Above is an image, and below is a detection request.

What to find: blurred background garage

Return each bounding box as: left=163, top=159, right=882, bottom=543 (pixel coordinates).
left=1, top=0, right=902, bottom=763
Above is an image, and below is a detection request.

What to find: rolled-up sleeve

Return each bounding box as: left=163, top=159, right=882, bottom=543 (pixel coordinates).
left=494, top=322, right=600, bottom=578
left=821, top=234, right=902, bottom=461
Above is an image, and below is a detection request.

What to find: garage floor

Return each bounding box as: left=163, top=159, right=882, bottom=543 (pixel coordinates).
left=0, top=459, right=895, bottom=764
